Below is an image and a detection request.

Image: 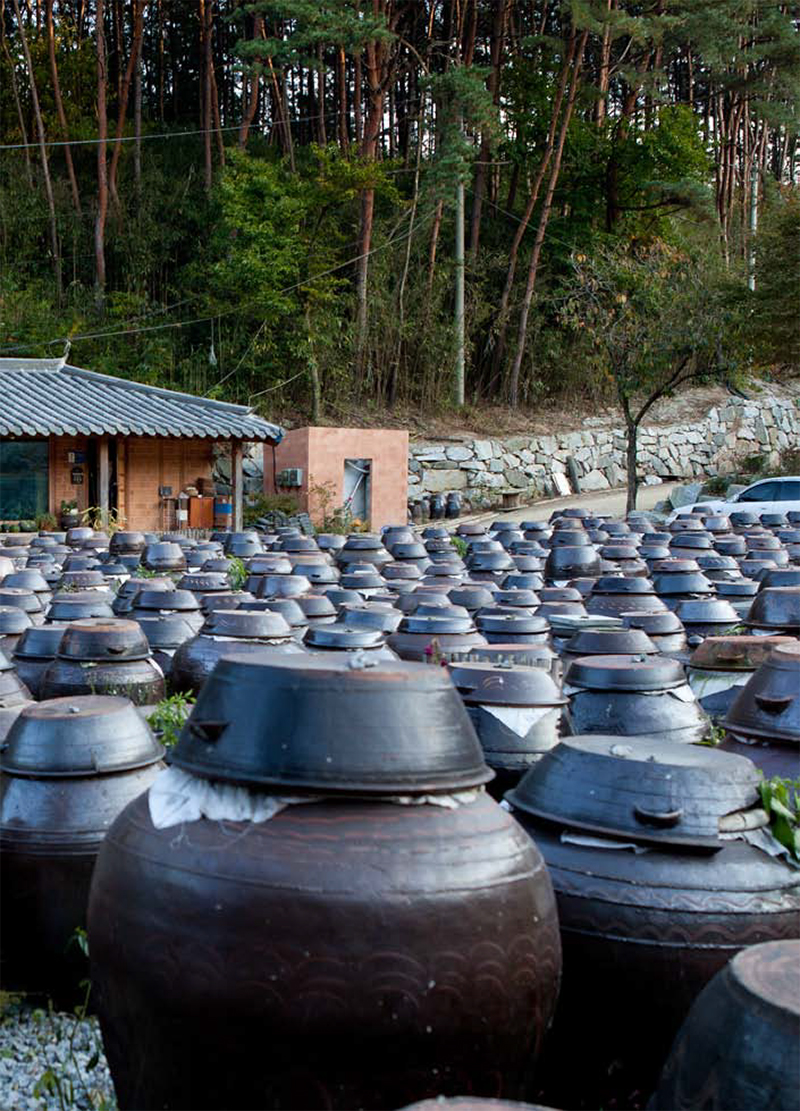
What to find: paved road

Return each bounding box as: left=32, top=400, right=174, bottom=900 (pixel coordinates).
left=476, top=481, right=680, bottom=524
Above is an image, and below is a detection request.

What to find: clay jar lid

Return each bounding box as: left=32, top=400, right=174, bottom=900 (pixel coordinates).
left=177, top=572, right=230, bottom=593
left=304, top=623, right=385, bottom=650
left=0, top=606, right=33, bottom=635
left=449, top=661, right=566, bottom=707
left=722, top=644, right=800, bottom=744
left=341, top=604, right=403, bottom=634
left=492, top=589, right=540, bottom=608
left=134, top=589, right=200, bottom=613
left=0, top=588, right=43, bottom=615
left=46, top=597, right=115, bottom=622
left=563, top=628, right=658, bottom=657
left=689, top=635, right=797, bottom=673
left=57, top=618, right=152, bottom=662
left=3, top=570, right=50, bottom=593
left=476, top=613, right=549, bottom=636
left=135, top=614, right=199, bottom=649
left=13, top=623, right=67, bottom=659
left=506, top=734, right=761, bottom=849
left=566, top=653, right=686, bottom=692
left=621, top=610, right=685, bottom=636
left=201, top=609, right=293, bottom=640
left=1, top=695, right=164, bottom=777
left=171, top=655, right=492, bottom=793
left=745, top=586, right=800, bottom=630
left=591, top=576, right=656, bottom=596
left=759, top=569, right=800, bottom=590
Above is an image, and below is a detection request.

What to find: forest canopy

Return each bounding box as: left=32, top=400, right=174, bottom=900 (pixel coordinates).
left=0, top=0, right=798, bottom=425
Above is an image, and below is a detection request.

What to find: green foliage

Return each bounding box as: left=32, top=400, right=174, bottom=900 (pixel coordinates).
left=759, top=776, right=800, bottom=861
left=147, top=693, right=196, bottom=748
left=451, top=536, right=468, bottom=558
left=559, top=237, right=733, bottom=420
left=244, top=493, right=300, bottom=526
left=227, top=557, right=248, bottom=591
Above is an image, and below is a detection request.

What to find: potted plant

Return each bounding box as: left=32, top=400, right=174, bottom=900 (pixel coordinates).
left=60, top=499, right=80, bottom=528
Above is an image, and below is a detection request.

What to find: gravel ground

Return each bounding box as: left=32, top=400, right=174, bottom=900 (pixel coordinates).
left=0, top=999, right=116, bottom=1111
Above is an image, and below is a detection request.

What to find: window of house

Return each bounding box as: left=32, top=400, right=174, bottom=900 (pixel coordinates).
left=0, top=440, right=49, bottom=520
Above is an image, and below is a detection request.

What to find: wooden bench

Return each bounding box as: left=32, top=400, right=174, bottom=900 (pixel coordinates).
left=500, top=488, right=524, bottom=510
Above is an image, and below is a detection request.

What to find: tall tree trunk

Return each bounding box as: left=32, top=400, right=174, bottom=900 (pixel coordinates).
left=625, top=414, right=639, bottom=513
left=316, top=45, right=327, bottom=144
left=157, top=0, right=164, bottom=121
left=133, top=48, right=142, bottom=192
left=354, top=22, right=393, bottom=381
left=0, top=4, right=34, bottom=188
left=595, top=0, right=614, bottom=125
left=354, top=53, right=363, bottom=145
left=336, top=46, right=349, bottom=150
left=490, top=31, right=577, bottom=381
left=426, top=199, right=444, bottom=296
left=239, top=15, right=264, bottom=148
left=46, top=0, right=81, bottom=214
left=109, top=0, right=147, bottom=207
left=210, top=55, right=226, bottom=166
left=201, top=0, right=213, bottom=191
left=95, top=0, right=109, bottom=309
left=507, top=29, right=588, bottom=406
left=12, top=0, right=62, bottom=305
left=469, top=0, right=508, bottom=257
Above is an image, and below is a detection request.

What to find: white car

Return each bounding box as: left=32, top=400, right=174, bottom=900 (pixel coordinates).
left=669, top=476, right=800, bottom=521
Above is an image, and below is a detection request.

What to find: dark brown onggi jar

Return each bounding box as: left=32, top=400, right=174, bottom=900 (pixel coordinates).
left=40, top=619, right=166, bottom=706
left=720, top=643, right=800, bottom=782
left=506, top=736, right=800, bottom=1109
left=649, top=940, right=800, bottom=1111
left=88, top=656, right=562, bottom=1111
left=0, top=696, right=164, bottom=1005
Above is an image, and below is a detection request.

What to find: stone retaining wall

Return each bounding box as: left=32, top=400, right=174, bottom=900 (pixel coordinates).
left=408, top=388, right=800, bottom=512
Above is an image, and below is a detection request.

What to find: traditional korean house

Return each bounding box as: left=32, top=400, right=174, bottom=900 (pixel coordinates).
left=0, top=357, right=283, bottom=531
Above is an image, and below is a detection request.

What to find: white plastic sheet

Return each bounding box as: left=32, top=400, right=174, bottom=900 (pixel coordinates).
left=148, top=766, right=482, bottom=830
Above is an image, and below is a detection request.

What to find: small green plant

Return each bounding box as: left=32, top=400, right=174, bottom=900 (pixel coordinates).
left=147, top=693, right=196, bottom=747
left=228, top=556, right=248, bottom=590
left=702, top=475, right=729, bottom=496
left=243, top=492, right=299, bottom=527
left=80, top=506, right=126, bottom=533
left=699, top=724, right=726, bottom=747
left=451, top=535, right=468, bottom=558
left=35, top=511, right=58, bottom=530
left=759, top=776, right=800, bottom=861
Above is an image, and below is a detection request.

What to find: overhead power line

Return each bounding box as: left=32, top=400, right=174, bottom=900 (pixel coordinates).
left=0, top=205, right=437, bottom=356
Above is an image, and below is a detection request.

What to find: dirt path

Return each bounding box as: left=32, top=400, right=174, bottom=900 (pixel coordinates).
left=468, top=481, right=680, bottom=525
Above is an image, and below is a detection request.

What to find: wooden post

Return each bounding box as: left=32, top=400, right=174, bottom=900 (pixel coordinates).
left=98, top=436, right=110, bottom=525
left=231, top=440, right=243, bottom=532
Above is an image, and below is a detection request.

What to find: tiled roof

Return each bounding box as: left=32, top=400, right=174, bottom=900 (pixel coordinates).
left=0, top=358, right=283, bottom=441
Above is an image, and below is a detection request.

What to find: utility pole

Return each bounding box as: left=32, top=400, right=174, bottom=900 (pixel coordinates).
left=454, top=149, right=465, bottom=407
left=748, top=160, right=758, bottom=293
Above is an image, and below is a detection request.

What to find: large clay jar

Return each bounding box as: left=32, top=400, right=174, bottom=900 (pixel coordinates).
left=0, top=649, right=33, bottom=740
left=40, top=619, right=166, bottom=706
left=563, top=654, right=709, bottom=744
left=0, top=696, right=163, bottom=1004
left=720, top=643, right=800, bottom=781
left=169, top=608, right=304, bottom=694
left=648, top=940, right=799, bottom=1111
left=506, top=736, right=800, bottom=1109
left=88, top=656, right=562, bottom=1111
left=448, top=661, right=568, bottom=798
